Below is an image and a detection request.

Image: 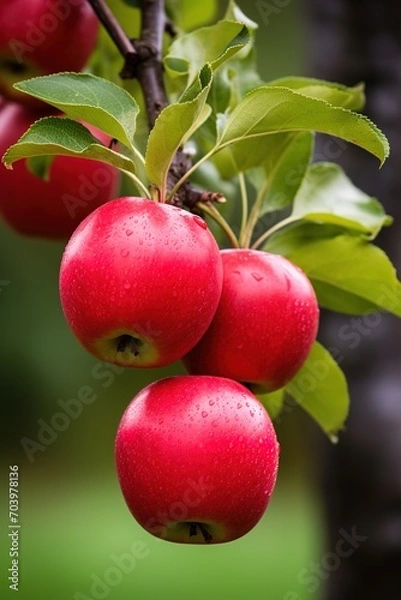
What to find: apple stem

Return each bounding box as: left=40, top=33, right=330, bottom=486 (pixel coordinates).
left=188, top=522, right=213, bottom=544
left=116, top=334, right=143, bottom=357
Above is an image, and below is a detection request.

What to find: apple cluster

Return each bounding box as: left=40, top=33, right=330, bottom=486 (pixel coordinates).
left=59, top=195, right=319, bottom=544
left=0, top=0, right=119, bottom=239
left=0, top=1, right=320, bottom=546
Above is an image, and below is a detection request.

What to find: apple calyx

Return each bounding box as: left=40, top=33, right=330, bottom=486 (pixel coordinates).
left=116, top=334, right=144, bottom=357
left=188, top=522, right=213, bottom=544
left=95, top=330, right=157, bottom=367
left=0, top=56, right=29, bottom=75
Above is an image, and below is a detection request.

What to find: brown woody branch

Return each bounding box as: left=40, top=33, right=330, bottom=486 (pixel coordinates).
left=86, top=0, right=219, bottom=209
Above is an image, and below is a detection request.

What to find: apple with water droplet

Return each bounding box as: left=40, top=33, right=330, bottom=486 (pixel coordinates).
left=59, top=197, right=223, bottom=367
left=0, top=0, right=99, bottom=109
left=184, top=249, right=319, bottom=392
left=115, top=375, right=279, bottom=544
left=0, top=101, right=120, bottom=238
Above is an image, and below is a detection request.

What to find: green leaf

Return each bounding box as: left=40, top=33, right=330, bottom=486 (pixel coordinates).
left=286, top=342, right=349, bottom=440
left=145, top=64, right=213, bottom=193
left=3, top=117, right=136, bottom=175
left=224, top=0, right=258, bottom=30
left=218, top=86, right=389, bottom=165
left=166, top=0, right=217, bottom=31
left=256, top=388, right=285, bottom=420
left=26, top=155, right=54, bottom=180
left=267, top=77, right=365, bottom=110
left=268, top=232, right=401, bottom=316
left=292, top=162, right=391, bottom=237
left=164, top=20, right=250, bottom=84
left=249, top=132, right=314, bottom=213
left=196, top=46, right=262, bottom=178
left=264, top=221, right=348, bottom=255
left=15, top=73, right=139, bottom=150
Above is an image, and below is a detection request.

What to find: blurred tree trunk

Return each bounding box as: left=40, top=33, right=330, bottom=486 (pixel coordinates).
left=306, top=1, right=401, bottom=599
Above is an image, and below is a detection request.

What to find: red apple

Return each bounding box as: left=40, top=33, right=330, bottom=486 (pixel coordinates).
left=59, top=197, right=223, bottom=367
left=0, top=0, right=99, bottom=108
left=115, top=375, right=279, bottom=544
left=0, top=101, right=120, bottom=239
left=184, top=249, right=319, bottom=392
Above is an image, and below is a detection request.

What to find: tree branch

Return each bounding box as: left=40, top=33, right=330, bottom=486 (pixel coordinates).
left=86, top=0, right=218, bottom=208
left=134, top=0, right=168, bottom=128
left=86, top=0, right=137, bottom=77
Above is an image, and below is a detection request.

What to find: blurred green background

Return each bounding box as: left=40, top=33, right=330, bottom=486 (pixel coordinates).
left=1, top=1, right=326, bottom=599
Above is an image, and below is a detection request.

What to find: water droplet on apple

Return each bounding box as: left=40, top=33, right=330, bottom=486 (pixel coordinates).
left=281, top=274, right=290, bottom=291
left=209, top=399, right=215, bottom=406
left=123, top=282, right=131, bottom=290
left=237, top=403, right=242, bottom=409
left=259, top=437, right=264, bottom=444
left=193, top=215, right=207, bottom=229
left=121, top=248, right=129, bottom=258
left=251, top=272, right=263, bottom=282
left=212, top=420, right=218, bottom=427
left=126, top=229, right=133, bottom=236
left=201, top=411, right=208, bottom=418
left=139, top=240, right=143, bottom=245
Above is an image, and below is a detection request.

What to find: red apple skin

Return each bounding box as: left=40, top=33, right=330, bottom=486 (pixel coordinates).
left=59, top=197, right=223, bottom=368
left=0, top=102, right=120, bottom=239
left=0, top=0, right=99, bottom=108
left=184, top=249, right=319, bottom=392
left=115, top=375, right=280, bottom=544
